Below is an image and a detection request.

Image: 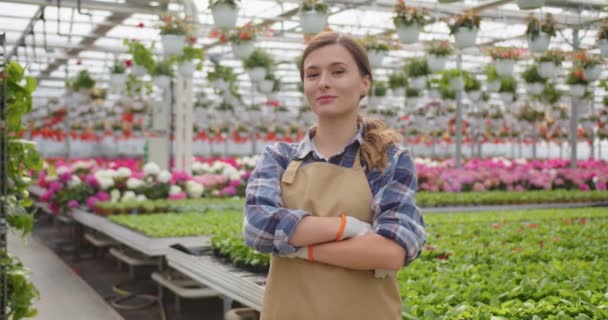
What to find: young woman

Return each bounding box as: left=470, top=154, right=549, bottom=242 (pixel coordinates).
left=243, top=31, right=426, bottom=320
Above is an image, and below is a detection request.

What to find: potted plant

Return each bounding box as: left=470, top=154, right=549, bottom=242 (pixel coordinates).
left=258, top=72, right=280, bottom=94
left=516, top=0, right=545, bottom=10
left=300, top=0, right=329, bottom=34
left=175, top=46, right=204, bottom=76
left=536, top=49, right=564, bottom=79
left=109, top=61, right=127, bottom=87
left=498, top=76, right=517, bottom=103
left=487, top=47, right=521, bottom=77
left=210, top=0, right=240, bottom=29
left=442, top=69, right=466, bottom=92
left=207, top=64, right=237, bottom=90
left=124, top=40, right=156, bottom=75
left=159, top=13, right=192, bottom=55
left=449, top=11, right=480, bottom=49
left=525, top=13, right=556, bottom=54
left=566, top=67, right=588, bottom=98
left=373, top=81, right=388, bottom=97
left=151, top=60, right=173, bottom=89
left=464, top=74, right=482, bottom=102
left=573, top=51, right=604, bottom=82
left=243, top=48, right=273, bottom=82
left=405, top=57, right=430, bottom=90
left=388, top=72, right=407, bottom=97
left=229, top=22, right=257, bottom=59
left=541, top=82, right=562, bottom=105
left=361, top=34, right=391, bottom=67
left=393, top=1, right=428, bottom=44
left=425, top=40, right=452, bottom=72
left=598, top=24, right=608, bottom=58
left=485, top=64, right=501, bottom=92
left=72, top=70, right=96, bottom=95
left=521, top=64, right=546, bottom=96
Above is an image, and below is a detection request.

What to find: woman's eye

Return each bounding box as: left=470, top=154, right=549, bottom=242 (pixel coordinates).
left=333, top=70, right=344, bottom=75
left=306, top=73, right=319, bottom=78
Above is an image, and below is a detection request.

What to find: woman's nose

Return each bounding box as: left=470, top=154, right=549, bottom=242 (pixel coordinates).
left=317, top=71, right=330, bottom=90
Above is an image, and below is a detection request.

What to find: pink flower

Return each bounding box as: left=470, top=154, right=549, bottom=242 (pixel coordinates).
left=48, top=203, right=60, bottom=215
left=230, top=179, right=242, bottom=188
left=68, top=200, right=79, bottom=209
left=85, top=174, right=99, bottom=188
left=168, top=192, right=187, bottom=200
left=220, top=185, right=237, bottom=197
left=130, top=171, right=145, bottom=179
left=38, top=172, right=47, bottom=188
left=86, top=196, right=98, bottom=209
left=95, top=191, right=110, bottom=202
left=40, top=190, right=54, bottom=202
left=59, top=171, right=72, bottom=183
left=49, top=181, right=62, bottom=192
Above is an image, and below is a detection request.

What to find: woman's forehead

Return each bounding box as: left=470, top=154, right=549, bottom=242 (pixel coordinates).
left=304, top=44, right=355, bottom=68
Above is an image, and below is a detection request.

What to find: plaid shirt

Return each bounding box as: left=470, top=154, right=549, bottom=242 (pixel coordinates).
left=243, top=127, right=426, bottom=266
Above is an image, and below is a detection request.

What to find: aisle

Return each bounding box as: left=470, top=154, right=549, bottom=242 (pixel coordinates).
left=7, top=233, right=124, bottom=320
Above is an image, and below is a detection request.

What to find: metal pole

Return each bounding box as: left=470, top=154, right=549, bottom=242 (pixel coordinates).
left=1, top=32, right=8, bottom=320
left=570, top=28, right=580, bottom=168
left=455, top=54, right=463, bottom=168
left=589, top=89, right=595, bottom=160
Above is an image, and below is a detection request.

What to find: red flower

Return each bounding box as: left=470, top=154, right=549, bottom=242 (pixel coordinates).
left=438, top=252, right=451, bottom=260
left=528, top=223, right=538, bottom=229
left=209, top=29, right=220, bottom=38
left=239, top=32, right=251, bottom=40
left=125, top=59, right=133, bottom=67
left=579, top=218, right=587, bottom=225
left=219, top=34, right=227, bottom=43
left=137, top=22, right=144, bottom=28
left=513, top=247, right=522, bottom=253
left=492, top=223, right=500, bottom=229
left=76, top=59, right=82, bottom=65
left=188, top=37, right=197, bottom=44
left=163, top=15, right=172, bottom=23
left=266, top=100, right=280, bottom=107
left=425, top=245, right=435, bottom=251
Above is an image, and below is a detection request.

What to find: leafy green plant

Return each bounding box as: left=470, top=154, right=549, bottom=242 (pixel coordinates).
left=174, top=46, right=204, bottom=70
left=499, top=76, right=517, bottom=93
left=526, top=13, right=557, bottom=40
left=521, top=64, right=546, bottom=84
left=485, top=64, right=499, bottom=82
left=406, top=88, right=420, bottom=97
left=566, top=67, right=588, bottom=86
left=537, top=49, right=565, bottom=65
left=541, top=82, right=562, bottom=105
left=72, top=70, right=95, bottom=91
left=301, top=0, right=329, bottom=15
left=388, top=72, right=407, bottom=89
left=110, top=61, right=125, bottom=74
left=393, top=0, right=428, bottom=27
left=151, top=60, right=173, bottom=77
left=464, top=75, right=480, bottom=92
left=243, top=48, right=273, bottom=69
left=360, top=34, right=391, bottom=52
left=449, top=12, right=480, bottom=34
left=228, top=22, right=257, bottom=44
left=405, top=57, right=430, bottom=77
left=373, top=81, right=388, bottom=97
left=159, top=12, right=193, bottom=36
left=487, top=47, right=521, bottom=60
left=425, top=40, right=453, bottom=56
left=123, top=40, right=156, bottom=72
left=207, top=64, right=237, bottom=83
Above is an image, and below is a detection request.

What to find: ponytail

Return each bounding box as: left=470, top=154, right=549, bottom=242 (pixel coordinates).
left=357, top=115, right=402, bottom=172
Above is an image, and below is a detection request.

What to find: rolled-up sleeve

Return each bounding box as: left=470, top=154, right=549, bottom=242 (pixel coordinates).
left=372, top=147, right=426, bottom=266
left=243, top=143, right=311, bottom=255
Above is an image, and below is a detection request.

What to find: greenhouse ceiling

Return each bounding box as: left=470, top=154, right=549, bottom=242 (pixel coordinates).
left=1, top=0, right=607, bottom=105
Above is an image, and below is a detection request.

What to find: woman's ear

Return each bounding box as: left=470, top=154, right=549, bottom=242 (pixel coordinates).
left=361, top=74, right=371, bottom=96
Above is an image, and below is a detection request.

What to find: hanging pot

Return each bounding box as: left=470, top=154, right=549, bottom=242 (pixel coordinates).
left=427, top=54, right=447, bottom=72
left=599, top=39, right=608, bottom=58
left=526, top=31, right=551, bottom=54
left=231, top=41, right=255, bottom=60
left=438, top=0, right=462, bottom=3
left=247, top=67, right=267, bottom=82
left=395, top=23, right=421, bottom=44
left=131, top=64, right=147, bottom=76
left=526, top=82, right=544, bottom=96
left=428, top=89, right=441, bottom=99
left=486, top=80, right=501, bottom=93
left=538, top=61, right=558, bottom=79
left=499, top=92, right=514, bottom=104
left=178, top=61, right=196, bottom=77
left=409, top=76, right=427, bottom=90
left=258, top=80, right=274, bottom=94
left=211, top=3, right=239, bottom=29
left=214, top=79, right=230, bottom=91
left=449, top=77, right=465, bottom=92
left=495, top=59, right=515, bottom=77
left=570, top=84, right=586, bottom=98
left=583, top=64, right=602, bottom=82
left=300, top=10, right=327, bottom=34
left=516, top=0, right=545, bottom=10
left=467, top=90, right=482, bottom=102
left=110, top=73, right=127, bottom=87
left=161, top=34, right=186, bottom=56
left=153, top=75, right=171, bottom=89
left=367, top=50, right=385, bottom=68
left=453, top=27, right=478, bottom=49
left=392, top=87, right=405, bottom=97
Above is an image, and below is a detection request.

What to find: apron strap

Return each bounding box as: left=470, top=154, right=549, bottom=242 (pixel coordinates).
left=281, top=160, right=303, bottom=184
left=352, top=149, right=362, bottom=169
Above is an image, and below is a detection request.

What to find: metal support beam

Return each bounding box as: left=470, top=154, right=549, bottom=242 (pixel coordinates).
left=15, top=0, right=162, bottom=15
left=7, top=6, right=44, bottom=61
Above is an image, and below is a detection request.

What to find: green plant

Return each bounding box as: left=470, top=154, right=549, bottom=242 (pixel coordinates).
left=110, top=61, right=125, bottom=74
left=598, top=24, right=608, bottom=40
left=388, top=72, right=407, bottom=89
left=207, top=64, right=237, bottom=82
left=485, top=64, right=499, bottom=82
left=464, top=75, right=481, bottom=92
left=0, top=61, right=42, bottom=320
left=72, top=70, right=95, bottom=91
left=526, top=13, right=557, bottom=40
left=175, top=46, right=204, bottom=70
left=159, top=13, right=192, bottom=35
left=228, top=22, right=257, bottom=44
left=537, top=49, right=565, bottom=65
left=405, top=57, right=430, bottom=77
left=518, top=104, right=545, bottom=122
left=566, top=67, right=588, bottom=86
left=573, top=50, right=603, bottom=69
left=393, top=0, right=428, bottom=27
left=425, top=40, right=453, bottom=56
left=373, top=81, right=388, bottom=97
left=521, top=64, right=546, bottom=84
left=123, top=40, right=156, bottom=72
left=499, top=76, right=517, bottom=93
left=243, top=48, right=273, bottom=69
left=209, top=0, right=240, bottom=9
left=449, top=11, right=480, bottom=34
left=361, top=34, right=391, bottom=52
left=406, top=88, right=420, bottom=97
left=487, top=47, right=521, bottom=60
left=264, top=72, right=281, bottom=92
left=151, top=60, right=173, bottom=77
left=301, top=0, right=329, bottom=15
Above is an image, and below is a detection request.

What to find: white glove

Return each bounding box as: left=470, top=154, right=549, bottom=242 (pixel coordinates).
left=374, top=269, right=396, bottom=279
left=339, top=216, right=374, bottom=240
left=285, top=246, right=309, bottom=260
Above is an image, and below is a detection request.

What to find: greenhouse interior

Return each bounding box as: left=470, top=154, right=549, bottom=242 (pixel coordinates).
left=1, top=0, right=607, bottom=319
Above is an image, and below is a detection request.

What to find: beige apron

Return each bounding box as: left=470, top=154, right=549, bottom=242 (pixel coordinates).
left=261, top=151, right=402, bottom=320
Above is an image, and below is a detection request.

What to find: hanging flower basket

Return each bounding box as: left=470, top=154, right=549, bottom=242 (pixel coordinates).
left=538, top=61, right=559, bottom=79
left=231, top=41, right=255, bottom=60
left=526, top=82, right=544, bottom=96
left=409, top=76, right=427, bottom=90
left=570, top=84, right=586, bottom=98
left=396, top=23, right=421, bottom=44
left=300, top=10, right=327, bottom=34
left=427, top=54, right=447, bottom=72
left=178, top=61, right=196, bottom=77
left=499, top=92, right=514, bottom=104
left=211, top=3, right=239, bottom=29
left=153, top=75, right=171, bottom=89
left=453, top=27, right=479, bottom=49
left=516, top=0, right=545, bottom=10
left=258, top=80, right=274, bottom=94
left=214, top=79, right=230, bottom=91
left=486, top=80, right=500, bottom=93
left=495, top=59, right=516, bottom=77
left=131, top=64, right=147, bottom=76
left=599, top=39, right=608, bottom=58
left=247, top=67, right=267, bottom=82
left=527, top=31, right=551, bottom=53
left=110, top=73, right=127, bottom=87
left=467, top=90, right=482, bottom=102
left=583, top=65, right=602, bottom=82
left=367, top=49, right=385, bottom=68
left=161, top=34, right=186, bottom=56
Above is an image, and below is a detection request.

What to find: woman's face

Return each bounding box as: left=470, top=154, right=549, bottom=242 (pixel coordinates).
left=302, top=44, right=371, bottom=119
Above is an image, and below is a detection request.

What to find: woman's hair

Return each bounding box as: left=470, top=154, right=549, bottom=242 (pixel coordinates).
left=299, top=31, right=402, bottom=172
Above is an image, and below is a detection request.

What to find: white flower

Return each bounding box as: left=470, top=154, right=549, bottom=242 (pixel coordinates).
left=117, top=167, right=132, bottom=178
left=22, top=177, right=32, bottom=185
left=126, top=178, right=144, bottom=190
left=211, top=190, right=220, bottom=197
left=46, top=175, right=58, bottom=182
left=157, top=170, right=172, bottom=184
left=98, top=177, right=114, bottom=190
left=136, top=195, right=148, bottom=202
left=185, top=181, right=204, bottom=198
left=110, top=189, right=121, bottom=202
left=192, top=162, right=205, bottom=174
left=56, top=166, right=71, bottom=175
left=121, top=191, right=136, bottom=202
left=68, top=176, right=82, bottom=187
left=229, top=172, right=242, bottom=181
left=169, top=185, right=182, bottom=195
left=143, top=162, right=161, bottom=176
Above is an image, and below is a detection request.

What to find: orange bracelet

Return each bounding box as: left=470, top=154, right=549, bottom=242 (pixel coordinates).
left=307, top=245, right=314, bottom=262
left=335, top=213, right=347, bottom=241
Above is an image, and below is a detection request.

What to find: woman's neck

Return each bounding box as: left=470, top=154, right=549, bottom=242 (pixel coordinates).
left=313, top=113, right=359, bottom=159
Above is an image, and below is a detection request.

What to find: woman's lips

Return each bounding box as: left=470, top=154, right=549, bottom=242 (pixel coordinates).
left=317, top=96, right=336, bottom=104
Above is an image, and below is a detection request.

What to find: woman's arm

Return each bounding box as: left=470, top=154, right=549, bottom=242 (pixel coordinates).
left=288, top=216, right=341, bottom=247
